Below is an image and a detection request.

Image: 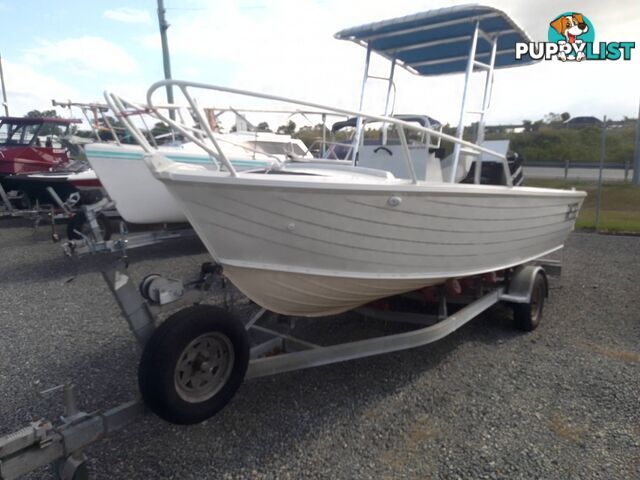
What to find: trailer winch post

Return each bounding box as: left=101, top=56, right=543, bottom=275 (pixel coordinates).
left=101, top=267, right=156, bottom=346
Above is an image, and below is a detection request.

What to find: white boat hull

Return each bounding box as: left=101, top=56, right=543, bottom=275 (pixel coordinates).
left=225, top=266, right=444, bottom=316
left=159, top=172, right=585, bottom=316
left=84, top=143, right=272, bottom=224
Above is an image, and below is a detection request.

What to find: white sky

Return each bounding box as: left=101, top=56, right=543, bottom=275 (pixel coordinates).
left=2, top=0, right=639, bottom=127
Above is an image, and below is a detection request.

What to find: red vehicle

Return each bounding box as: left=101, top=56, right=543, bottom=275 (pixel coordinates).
left=0, top=116, right=81, bottom=176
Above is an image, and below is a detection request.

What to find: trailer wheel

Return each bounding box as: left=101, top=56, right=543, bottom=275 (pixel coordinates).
left=67, top=211, right=111, bottom=241
left=513, top=272, right=546, bottom=331
left=138, top=305, right=249, bottom=424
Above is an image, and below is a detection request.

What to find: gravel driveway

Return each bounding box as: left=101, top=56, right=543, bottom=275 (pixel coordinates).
left=1, top=220, right=638, bottom=479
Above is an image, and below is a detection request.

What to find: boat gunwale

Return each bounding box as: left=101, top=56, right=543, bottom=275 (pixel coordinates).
left=159, top=169, right=587, bottom=199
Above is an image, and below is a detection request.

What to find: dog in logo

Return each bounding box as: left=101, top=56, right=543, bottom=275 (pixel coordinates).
left=550, top=13, right=589, bottom=61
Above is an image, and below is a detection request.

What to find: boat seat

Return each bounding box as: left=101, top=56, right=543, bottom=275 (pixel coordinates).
left=356, top=144, right=443, bottom=182
left=440, top=149, right=477, bottom=183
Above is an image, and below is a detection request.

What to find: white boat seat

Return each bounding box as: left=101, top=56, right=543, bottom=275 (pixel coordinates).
left=440, top=149, right=478, bottom=183
left=356, top=144, right=443, bottom=182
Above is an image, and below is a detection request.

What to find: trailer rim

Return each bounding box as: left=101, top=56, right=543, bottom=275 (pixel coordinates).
left=174, top=332, right=235, bottom=403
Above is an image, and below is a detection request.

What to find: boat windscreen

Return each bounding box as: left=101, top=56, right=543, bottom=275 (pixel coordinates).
left=249, top=141, right=307, bottom=156
left=0, top=121, right=42, bottom=146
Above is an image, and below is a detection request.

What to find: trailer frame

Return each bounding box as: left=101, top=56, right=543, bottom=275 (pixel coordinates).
left=0, top=258, right=559, bottom=479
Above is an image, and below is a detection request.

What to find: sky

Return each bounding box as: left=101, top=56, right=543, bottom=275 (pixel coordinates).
left=0, top=0, right=639, bottom=129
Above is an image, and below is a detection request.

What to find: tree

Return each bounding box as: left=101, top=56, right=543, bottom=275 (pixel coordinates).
left=276, top=120, right=296, bottom=135
left=26, top=109, right=59, bottom=119
left=151, top=121, right=171, bottom=138
left=26, top=109, right=62, bottom=136
left=560, top=112, right=570, bottom=122
left=543, top=112, right=563, bottom=124
left=257, top=121, right=271, bottom=132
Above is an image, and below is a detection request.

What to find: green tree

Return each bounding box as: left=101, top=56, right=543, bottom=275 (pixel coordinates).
left=151, top=121, right=171, bottom=138
left=26, top=109, right=62, bottom=136
left=26, top=109, right=59, bottom=119
left=276, top=120, right=296, bottom=135
left=257, top=121, right=271, bottom=132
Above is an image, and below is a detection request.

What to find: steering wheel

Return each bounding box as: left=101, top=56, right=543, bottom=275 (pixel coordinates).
left=373, top=146, right=393, bottom=155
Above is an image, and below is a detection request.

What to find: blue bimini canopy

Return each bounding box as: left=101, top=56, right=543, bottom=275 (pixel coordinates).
left=334, top=4, right=536, bottom=76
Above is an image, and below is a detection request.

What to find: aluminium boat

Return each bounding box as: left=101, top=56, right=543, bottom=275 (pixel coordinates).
left=116, top=5, right=586, bottom=316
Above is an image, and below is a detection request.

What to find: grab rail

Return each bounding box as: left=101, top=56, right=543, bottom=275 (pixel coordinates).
left=104, top=93, right=287, bottom=170
left=145, top=79, right=512, bottom=186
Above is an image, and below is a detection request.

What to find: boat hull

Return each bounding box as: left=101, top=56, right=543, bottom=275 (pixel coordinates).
left=0, top=170, right=104, bottom=206
left=0, top=146, right=69, bottom=176
left=225, top=266, right=445, bottom=316
left=160, top=174, right=585, bottom=316
left=85, top=144, right=272, bottom=224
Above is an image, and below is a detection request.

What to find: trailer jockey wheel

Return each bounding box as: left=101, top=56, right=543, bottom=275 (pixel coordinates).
left=512, top=272, right=546, bottom=332
left=52, top=454, right=89, bottom=480
left=138, top=305, right=249, bottom=425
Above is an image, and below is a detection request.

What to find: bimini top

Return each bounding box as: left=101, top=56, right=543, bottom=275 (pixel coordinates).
left=334, top=4, right=535, bottom=76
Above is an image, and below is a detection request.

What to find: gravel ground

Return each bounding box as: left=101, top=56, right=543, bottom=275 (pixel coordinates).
left=0, top=219, right=638, bottom=479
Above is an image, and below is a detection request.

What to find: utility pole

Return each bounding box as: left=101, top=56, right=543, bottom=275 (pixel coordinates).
left=595, top=116, right=606, bottom=230
left=633, top=98, right=640, bottom=185
left=0, top=53, right=9, bottom=116
left=157, top=0, right=175, bottom=119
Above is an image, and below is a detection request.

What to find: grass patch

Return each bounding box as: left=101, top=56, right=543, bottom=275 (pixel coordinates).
left=526, top=179, right=640, bottom=234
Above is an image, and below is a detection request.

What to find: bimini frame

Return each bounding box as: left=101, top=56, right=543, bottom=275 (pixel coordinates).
left=334, top=4, right=537, bottom=183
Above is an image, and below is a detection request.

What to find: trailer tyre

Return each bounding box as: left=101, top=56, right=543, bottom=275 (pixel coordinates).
left=513, top=272, right=546, bottom=331
left=67, top=211, right=112, bottom=241
left=138, top=305, right=249, bottom=425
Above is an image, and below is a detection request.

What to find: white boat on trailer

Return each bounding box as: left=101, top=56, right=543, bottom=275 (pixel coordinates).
left=0, top=6, right=587, bottom=477
left=114, top=5, right=584, bottom=317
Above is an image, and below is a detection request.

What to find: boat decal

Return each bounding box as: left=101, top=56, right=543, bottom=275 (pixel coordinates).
left=565, top=202, right=580, bottom=220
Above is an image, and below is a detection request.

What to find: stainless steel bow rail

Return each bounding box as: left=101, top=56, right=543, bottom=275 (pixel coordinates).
left=135, top=79, right=512, bottom=186
left=0, top=258, right=559, bottom=479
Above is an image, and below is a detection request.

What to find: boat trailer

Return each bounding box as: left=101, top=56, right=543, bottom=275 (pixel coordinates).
left=61, top=197, right=196, bottom=257
left=0, top=183, right=194, bottom=255
left=0, top=258, right=560, bottom=479
left=0, top=182, right=81, bottom=242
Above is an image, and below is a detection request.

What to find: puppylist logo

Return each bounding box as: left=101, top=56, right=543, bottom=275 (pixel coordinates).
left=515, top=12, right=634, bottom=62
